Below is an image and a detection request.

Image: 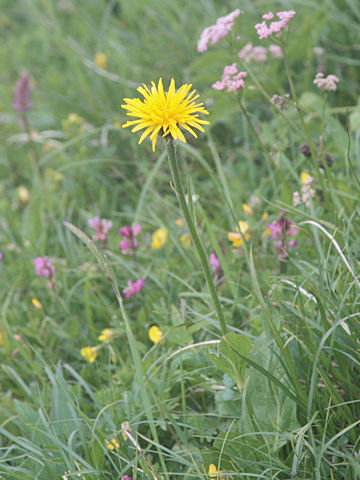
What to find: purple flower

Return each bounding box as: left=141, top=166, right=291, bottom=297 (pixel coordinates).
left=13, top=71, right=34, bottom=113
left=267, top=213, right=298, bottom=259
left=0, top=253, right=3, bottom=260
left=88, top=216, right=113, bottom=244
left=209, top=248, right=225, bottom=286
left=122, top=476, right=133, bottom=480
left=119, top=224, right=141, bottom=255
left=197, top=9, right=242, bottom=52
left=34, top=257, right=55, bottom=278
left=313, top=73, right=339, bottom=91
left=123, top=279, right=145, bottom=298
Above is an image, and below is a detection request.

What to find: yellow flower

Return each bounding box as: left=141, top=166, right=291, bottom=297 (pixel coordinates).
left=17, top=186, right=30, bottom=204
left=242, top=203, right=252, bottom=216
left=175, top=218, right=185, bottom=229
left=121, top=78, right=210, bottom=151
left=300, top=171, right=311, bottom=184
left=32, top=298, right=43, bottom=310
left=228, top=221, right=250, bottom=248
left=151, top=228, right=168, bottom=249
left=208, top=464, right=218, bottom=477
left=94, top=52, right=108, bottom=70
left=80, top=346, right=98, bottom=363
left=106, top=437, right=120, bottom=450
left=261, top=212, right=269, bottom=222
left=180, top=233, right=191, bottom=249
left=0, top=331, right=4, bottom=346
left=98, top=328, right=114, bottom=342
left=121, top=421, right=130, bottom=440
left=67, top=113, right=84, bottom=125
left=148, top=325, right=163, bottom=344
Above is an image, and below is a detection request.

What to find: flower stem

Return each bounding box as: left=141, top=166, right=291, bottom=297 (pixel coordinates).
left=22, top=113, right=40, bottom=182
left=165, top=138, right=227, bottom=336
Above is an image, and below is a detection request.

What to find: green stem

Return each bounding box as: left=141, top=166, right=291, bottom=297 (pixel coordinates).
left=165, top=138, right=227, bottom=336
left=238, top=101, right=292, bottom=198
left=22, top=113, right=41, bottom=182
left=282, top=48, right=328, bottom=198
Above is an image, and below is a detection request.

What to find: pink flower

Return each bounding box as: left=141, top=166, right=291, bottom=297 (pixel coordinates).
left=313, top=73, right=339, bottom=91
left=268, top=45, right=283, bottom=58
left=119, top=224, right=141, bottom=255
left=209, top=249, right=225, bottom=286
left=197, top=9, right=242, bottom=52
left=88, top=216, right=113, bottom=244
left=0, top=253, right=3, bottom=260
left=13, top=71, right=34, bottom=113
left=34, top=257, right=55, bottom=279
left=267, top=213, right=298, bottom=260
left=212, top=63, right=247, bottom=93
left=255, top=10, right=296, bottom=40
left=123, top=279, right=145, bottom=298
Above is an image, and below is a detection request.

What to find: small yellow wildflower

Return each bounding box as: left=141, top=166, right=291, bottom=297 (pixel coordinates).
left=148, top=325, right=163, bottom=344
left=0, top=331, right=4, bottom=346
left=80, top=346, right=98, bottom=363
left=228, top=221, right=250, bottom=248
left=32, top=298, right=43, bottom=310
left=121, top=78, right=210, bottom=151
left=175, top=218, right=185, bottom=229
left=180, top=233, right=191, bottom=249
left=242, top=203, right=253, bottom=216
left=17, top=186, right=29, bottom=204
left=261, top=212, right=269, bottom=222
left=98, top=328, right=114, bottom=342
left=151, top=228, right=168, bottom=249
left=106, top=437, right=120, bottom=450
left=68, top=113, right=84, bottom=125
left=300, top=171, right=311, bottom=184
left=121, top=421, right=131, bottom=440
left=208, top=464, right=218, bottom=477
left=94, top=52, right=108, bottom=70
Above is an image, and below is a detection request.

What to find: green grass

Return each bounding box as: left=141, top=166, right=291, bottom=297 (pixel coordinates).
left=0, top=0, right=359, bottom=479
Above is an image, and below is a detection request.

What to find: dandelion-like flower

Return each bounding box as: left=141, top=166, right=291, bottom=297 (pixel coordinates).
left=121, top=78, right=210, bottom=151
left=148, top=325, right=164, bottom=344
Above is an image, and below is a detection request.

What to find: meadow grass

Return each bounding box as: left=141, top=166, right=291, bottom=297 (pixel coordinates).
left=0, top=0, right=359, bottom=479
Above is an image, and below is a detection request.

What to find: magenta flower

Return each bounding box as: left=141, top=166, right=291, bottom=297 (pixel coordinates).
left=88, top=216, right=113, bottom=244
left=119, top=224, right=141, bottom=255
left=13, top=71, right=34, bottom=113
left=34, top=257, right=56, bottom=289
left=197, top=9, right=242, bottom=52
left=122, top=476, right=133, bottom=480
left=267, top=213, right=298, bottom=260
left=0, top=253, right=3, bottom=260
left=123, top=279, right=145, bottom=298
left=212, top=63, right=247, bottom=93
left=313, top=73, right=339, bottom=91
left=209, top=248, right=225, bottom=287
left=255, top=10, right=296, bottom=40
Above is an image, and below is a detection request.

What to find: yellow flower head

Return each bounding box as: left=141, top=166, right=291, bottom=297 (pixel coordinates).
left=149, top=325, right=163, bottom=344
left=300, top=171, right=311, bottom=185
left=180, top=233, right=191, bottom=249
left=151, top=228, right=168, bottom=249
left=261, top=212, right=269, bottom=222
left=106, top=437, right=120, bottom=450
left=17, top=186, right=30, bottom=204
left=32, top=298, right=43, bottom=310
left=80, top=346, right=98, bottom=363
left=0, top=331, right=4, bottom=346
left=208, top=464, right=218, bottom=477
left=121, top=78, right=210, bottom=151
left=228, top=221, right=250, bottom=248
left=175, top=218, right=185, bottom=229
left=94, top=52, right=108, bottom=70
left=67, top=113, right=84, bottom=125
left=98, top=328, right=114, bottom=342
left=242, top=203, right=252, bottom=216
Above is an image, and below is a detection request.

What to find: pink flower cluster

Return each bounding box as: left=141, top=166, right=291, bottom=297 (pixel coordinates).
left=293, top=176, right=315, bottom=208
left=313, top=73, right=339, bottom=91
left=88, top=216, right=113, bottom=244
left=119, top=224, right=141, bottom=255
left=123, top=279, right=145, bottom=298
left=212, top=63, right=247, bottom=93
left=34, top=257, right=56, bottom=289
left=209, top=249, right=225, bottom=287
left=255, top=10, right=296, bottom=40
left=13, top=71, right=34, bottom=113
left=267, top=213, right=298, bottom=260
left=197, top=9, right=242, bottom=52
left=238, top=43, right=282, bottom=63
